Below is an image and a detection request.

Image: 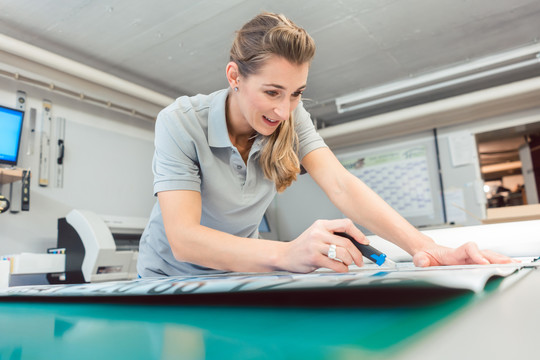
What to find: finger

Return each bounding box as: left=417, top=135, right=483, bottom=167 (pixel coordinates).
left=313, top=219, right=366, bottom=266
left=343, top=226, right=369, bottom=245
left=413, top=251, right=436, bottom=267
left=323, top=218, right=370, bottom=245
left=481, top=249, right=516, bottom=264
left=323, top=243, right=341, bottom=262
left=318, top=254, right=350, bottom=273
left=331, top=235, right=364, bottom=267
left=311, top=224, right=365, bottom=266
left=463, top=242, right=490, bottom=265
left=335, top=246, right=354, bottom=266
left=320, top=243, right=352, bottom=270
left=322, top=243, right=352, bottom=265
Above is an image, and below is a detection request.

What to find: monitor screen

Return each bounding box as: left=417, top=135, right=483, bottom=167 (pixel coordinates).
left=0, top=104, right=25, bottom=166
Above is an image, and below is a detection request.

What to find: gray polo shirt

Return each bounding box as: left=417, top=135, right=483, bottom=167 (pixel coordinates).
left=137, top=88, right=327, bottom=277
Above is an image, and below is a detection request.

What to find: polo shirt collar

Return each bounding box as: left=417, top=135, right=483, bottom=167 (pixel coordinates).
left=208, top=89, right=232, bottom=148
left=207, top=88, right=264, bottom=153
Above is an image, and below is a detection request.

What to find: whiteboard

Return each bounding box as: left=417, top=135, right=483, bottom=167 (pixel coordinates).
left=275, top=131, right=446, bottom=241
left=335, top=131, right=446, bottom=228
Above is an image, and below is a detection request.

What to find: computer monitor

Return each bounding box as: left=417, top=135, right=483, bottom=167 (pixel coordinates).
left=0, top=104, right=25, bottom=166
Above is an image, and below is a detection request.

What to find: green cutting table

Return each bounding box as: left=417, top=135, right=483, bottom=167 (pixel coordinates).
left=1, top=268, right=538, bottom=360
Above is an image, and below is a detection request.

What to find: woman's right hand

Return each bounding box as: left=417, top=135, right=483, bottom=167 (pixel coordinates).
left=280, top=218, right=369, bottom=273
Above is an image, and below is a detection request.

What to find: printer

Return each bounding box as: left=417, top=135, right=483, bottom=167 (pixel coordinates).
left=57, top=209, right=147, bottom=283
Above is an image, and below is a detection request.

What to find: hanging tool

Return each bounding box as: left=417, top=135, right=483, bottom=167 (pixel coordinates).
left=38, top=100, right=52, bottom=187
left=56, top=117, right=65, bottom=188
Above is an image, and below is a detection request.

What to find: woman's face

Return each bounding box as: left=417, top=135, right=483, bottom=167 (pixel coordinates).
left=235, top=55, right=310, bottom=136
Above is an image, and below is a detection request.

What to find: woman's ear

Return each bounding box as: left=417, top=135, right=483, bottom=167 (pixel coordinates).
left=226, top=62, right=241, bottom=90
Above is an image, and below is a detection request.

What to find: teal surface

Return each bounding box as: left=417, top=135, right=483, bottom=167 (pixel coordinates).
left=0, top=292, right=477, bottom=360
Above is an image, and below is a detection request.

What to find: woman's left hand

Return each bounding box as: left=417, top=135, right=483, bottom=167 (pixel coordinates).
left=413, top=242, right=518, bottom=267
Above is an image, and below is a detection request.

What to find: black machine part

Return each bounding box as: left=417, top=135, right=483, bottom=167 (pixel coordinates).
left=56, top=218, right=86, bottom=283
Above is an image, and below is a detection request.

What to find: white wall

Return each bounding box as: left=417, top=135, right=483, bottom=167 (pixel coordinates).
left=0, top=76, right=157, bottom=255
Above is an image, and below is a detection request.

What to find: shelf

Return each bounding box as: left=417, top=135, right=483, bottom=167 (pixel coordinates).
left=483, top=204, right=540, bottom=224
left=0, top=168, right=23, bottom=184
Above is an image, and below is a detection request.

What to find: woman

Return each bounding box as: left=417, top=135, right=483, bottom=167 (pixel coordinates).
left=137, top=12, right=513, bottom=277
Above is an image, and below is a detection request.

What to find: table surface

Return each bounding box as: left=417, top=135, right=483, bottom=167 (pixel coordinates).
left=394, top=266, right=540, bottom=360
left=1, top=267, right=538, bottom=360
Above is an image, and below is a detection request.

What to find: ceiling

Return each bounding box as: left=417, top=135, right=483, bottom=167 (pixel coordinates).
left=1, top=0, right=540, bottom=127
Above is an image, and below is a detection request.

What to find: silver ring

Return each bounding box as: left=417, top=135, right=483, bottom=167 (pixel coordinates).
left=328, top=244, right=337, bottom=260
left=327, top=244, right=343, bottom=263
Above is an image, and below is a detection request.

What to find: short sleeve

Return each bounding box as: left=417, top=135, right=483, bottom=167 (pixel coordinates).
left=152, top=109, right=202, bottom=195
left=293, top=103, right=328, bottom=160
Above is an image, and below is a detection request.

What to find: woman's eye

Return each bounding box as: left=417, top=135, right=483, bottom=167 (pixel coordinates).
left=265, top=91, right=278, bottom=96
left=292, top=92, right=303, bottom=98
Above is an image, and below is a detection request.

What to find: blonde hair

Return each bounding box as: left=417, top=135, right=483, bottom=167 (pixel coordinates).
left=230, top=12, right=316, bottom=192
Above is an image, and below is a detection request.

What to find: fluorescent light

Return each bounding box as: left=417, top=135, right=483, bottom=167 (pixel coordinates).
left=481, top=161, right=522, bottom=174
left=335, top=44, right=540, bottom=114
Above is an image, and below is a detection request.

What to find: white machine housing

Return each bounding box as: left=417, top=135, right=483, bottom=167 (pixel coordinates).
left=64, top=209, right=146, bottom=282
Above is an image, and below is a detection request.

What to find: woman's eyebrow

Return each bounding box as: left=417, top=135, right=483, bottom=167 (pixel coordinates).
left=263, top=83, right=307, bottom=90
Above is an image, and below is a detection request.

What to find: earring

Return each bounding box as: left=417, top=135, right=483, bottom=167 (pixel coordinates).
left=234, top=87, right=238, bottom=92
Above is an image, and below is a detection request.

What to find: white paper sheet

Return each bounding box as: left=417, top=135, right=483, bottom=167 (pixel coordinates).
left=448, top=131, right=477, bottom=167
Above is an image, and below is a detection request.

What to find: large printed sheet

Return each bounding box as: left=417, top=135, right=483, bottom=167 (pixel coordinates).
left=1, top=261, right=538, bottom=306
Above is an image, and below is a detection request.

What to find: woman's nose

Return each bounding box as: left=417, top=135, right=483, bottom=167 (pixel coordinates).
left=274, top=98, right=290, bottom=120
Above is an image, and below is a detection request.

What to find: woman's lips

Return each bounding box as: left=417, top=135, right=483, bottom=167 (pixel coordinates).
left=263, top=115, right=280, bottom=126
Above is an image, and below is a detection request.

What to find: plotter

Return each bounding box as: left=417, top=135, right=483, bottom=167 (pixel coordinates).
left=57, top=209, right=146, bottom=283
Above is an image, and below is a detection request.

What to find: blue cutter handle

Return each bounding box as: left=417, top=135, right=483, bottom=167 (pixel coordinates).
left=334, top=232, right=387, bottom=266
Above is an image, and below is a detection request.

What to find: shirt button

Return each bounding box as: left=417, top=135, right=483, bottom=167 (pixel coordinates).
left=237, top=165, right=242, bottom=170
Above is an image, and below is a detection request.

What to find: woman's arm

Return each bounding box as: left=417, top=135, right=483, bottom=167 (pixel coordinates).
left=159, top=188, right=367, bottom=273
left=302, top=147, right=515, bottom=266
left=302, top=147, right=433, bottom=255
left=159, top=189, right=284, bottom=272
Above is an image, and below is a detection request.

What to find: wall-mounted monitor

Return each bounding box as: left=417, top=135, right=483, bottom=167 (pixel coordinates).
left=0, top=104, right=25, bottom=166
left=335, top=132, right=446, bottom=229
